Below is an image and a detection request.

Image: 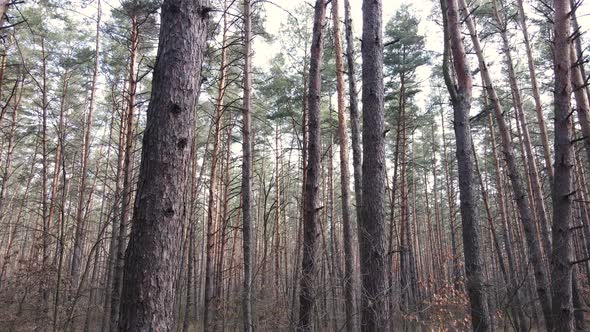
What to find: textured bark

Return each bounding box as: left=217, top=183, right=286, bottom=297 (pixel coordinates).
left=442, top=0, right=491, bottom=330
left=516, top=0, right=554, bottom=180
left=241, top=0, right=254, bottom=330
left=550, top=0, right=574, bottom=330
left=298, top=0, right=325, bottom=329
left=117, top=0, right=209, bottom=329
left=358, top=0, right=389, bottom=330
left=458, top=0, right=553, bottom=328
left=331, top=1, right=355, bottom=330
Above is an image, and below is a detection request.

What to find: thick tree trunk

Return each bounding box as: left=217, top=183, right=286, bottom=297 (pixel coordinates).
left=551, top=0, right=574, bottom=330
left=118, top=0, right=209, bottom=330
left=298, top=0, right=325, bottom=329
left=358, top=0, right=389, bottom=330
left=442, top=0, right=491, bottom=330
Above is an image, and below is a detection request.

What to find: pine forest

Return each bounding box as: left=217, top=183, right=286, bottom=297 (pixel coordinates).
left=0, top=0, right=588, bottom=330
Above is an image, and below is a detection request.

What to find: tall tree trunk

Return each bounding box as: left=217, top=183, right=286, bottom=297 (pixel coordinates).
left=39, top=38, right=50, bottom=321
left=110, top=17, right=139, bottom=332
left=204, top=2, right=228, bottom=328
left=71, top=0, right=101, bottom=290
left=458, top=0, right=553, bottom=328
left=102, top=97, right=126, bottom=332
left=343, top=0, right=362, bottom=223
left=291, top=32, right=310, bottom=329
left=491, top=0, right=552, bottom=258
left=274, top=125, right=281, bottom=301
left=438, top=0, right=460, bottom=288
left=118, top=0, right=209, bottom=329
left=440, top=108, right=460, bottom=288
left=399, top=81, right=411, bottom=314
left=49, top=72, right=69, bottom=268
left=515, top=0, right=554, bottom=180
left=331, top=1, right=355, bottom=330
left=241, top=0, right=254, bottom=330
left=441, top=0, right=491, bottom=330
left=358, top=0, right=389, bottom=330
left=551, top=0, right=574, bottom=330
left=0, top=76, right=23, bottom=289
left=298, top=0, right=325, bottom=329
left=488, top=112, right=529, bottom=331
left=570, top=44, right=590, bottom=170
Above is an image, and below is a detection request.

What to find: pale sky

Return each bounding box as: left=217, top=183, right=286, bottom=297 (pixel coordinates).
left=253, top=0, right=437, bottom=68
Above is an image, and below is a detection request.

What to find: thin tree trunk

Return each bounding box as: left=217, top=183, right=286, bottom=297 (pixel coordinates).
left=492, top=0, right=552, bottom=258
left=110, top=16, right=139, bottom=332
left=204, top=2, right=228, bottom=328
left=70, top=0, right=101, bottom=291
left=331, top=1, right=355, bottom=330
left=516, top=0, right=554, bottom=180
left=0, top=78, right=23, bottom=289
left=39, top=38, right=50, bottom=321
left=343, top=0, right=362, bottom=223
left=101, top=97, right=126, bottom=332
left=487, top=113, right=529, bottom=331
left=570, top=44, right=590, bottom=170
left=241, top=1, right=254, bottom=331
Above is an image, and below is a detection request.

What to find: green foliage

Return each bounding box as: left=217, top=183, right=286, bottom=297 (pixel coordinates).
left=384, top=5, right=430, bottom=84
